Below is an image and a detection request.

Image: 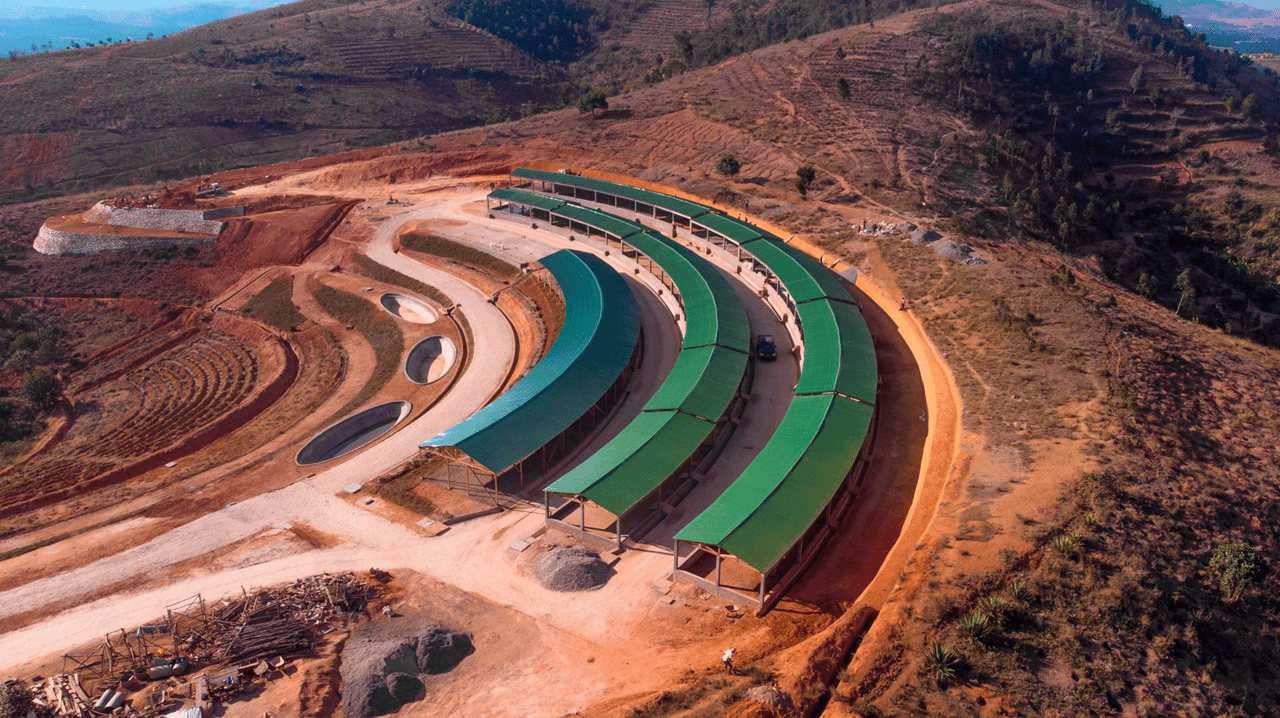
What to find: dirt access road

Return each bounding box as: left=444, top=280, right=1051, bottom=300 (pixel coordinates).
left=0, top=178, right=959, bottom=718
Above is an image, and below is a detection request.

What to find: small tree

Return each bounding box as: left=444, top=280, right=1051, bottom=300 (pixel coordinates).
left=836, top=76, right=851, bottom=100
left=1175, top=268, right=1197, bottom=318
left=1137, top=271, right=1158, bottom=298
left=1241, top=93, right=1258, bottom=120
left=795, top=165, right=817, bottom=199
left=1209, top=542, right=1265, bottom=603
left=1130, top=64, right=1145, bottom=94
left=835, top=45, right=846, bottom=60
left=20, top=368, right=59, bottom=411
left=715, top=155, right=741, bottom=178
left=577, top=88, right=609, bottom=118
left=1224, top=96, right=1237, bottom=114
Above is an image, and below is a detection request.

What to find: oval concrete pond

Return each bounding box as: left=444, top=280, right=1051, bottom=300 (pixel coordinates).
left=296, top=400, right=412, bottom=465
left=404, top=336, right=458, bottom=385
left=380, top=293, right=438, bottom=324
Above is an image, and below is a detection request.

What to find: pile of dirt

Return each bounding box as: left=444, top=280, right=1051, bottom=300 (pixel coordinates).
left=533, top=545, right=613, bottom=592
left=339, top=626, right=473, bottom=718
left=745, top=685, right=796, bottom=713
left=932, top=240, right=987, bottom=265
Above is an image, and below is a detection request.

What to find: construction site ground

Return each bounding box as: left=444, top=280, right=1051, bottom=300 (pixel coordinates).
left=0, top=169, right=954, bottom=718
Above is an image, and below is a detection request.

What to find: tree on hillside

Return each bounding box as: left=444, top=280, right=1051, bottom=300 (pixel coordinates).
left=1175, top=268, right=1197, bottom=319
left=716, top=155, right=741, bottom=178
left=1224, top=96, right=1237, bottom=114
left=795, top=165, right=817, bottom=199
left=20, top=368, right=59, bottom=411
left=577, top=88, right=608, bottom=118
left=1241, top=93, right=1258, bottom=120
left=1130, top=64, right=1145, bottom=94
left=1210, top=542, right=1266, bottom=603
left=836, top=76, right=851, bottom=100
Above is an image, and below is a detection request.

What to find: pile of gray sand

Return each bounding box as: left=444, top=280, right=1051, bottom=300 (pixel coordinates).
left=340, top=626, right=473, bottom=718
left=534, top=545, right=613, bottom=591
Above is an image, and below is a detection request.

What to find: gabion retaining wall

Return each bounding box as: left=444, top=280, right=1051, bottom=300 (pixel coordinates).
left=34, top=203, right=244, bottom=256
left=34, top=224, right=219, bottom=256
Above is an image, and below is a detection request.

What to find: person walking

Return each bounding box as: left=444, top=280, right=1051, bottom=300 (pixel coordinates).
left=722, top=647, right=736, bottom=673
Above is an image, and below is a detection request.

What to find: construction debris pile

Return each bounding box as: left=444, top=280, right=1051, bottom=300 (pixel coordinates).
left=204, top=573, right=375, bottom=664
left=15, top=572, right=381, bottom=718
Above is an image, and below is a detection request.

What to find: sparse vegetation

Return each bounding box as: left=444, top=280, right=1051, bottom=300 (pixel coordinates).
left=240, top=277, right=306, bottom=332
left=400, top=233, right=519, bottom=280
left=1208, top=542, right=1265, bottom=603
left=311, top=284, right=404, bottom=418
left=715, top=154, right=741, bottom=178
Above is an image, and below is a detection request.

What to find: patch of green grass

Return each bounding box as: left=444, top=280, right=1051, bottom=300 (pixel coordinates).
left=311, top=284, right=403, bottom=417
left=240, top=276, right=305, bottom=331
left=351, top=254, right=454, bottom=309
left=400, top=232, right=519, bottom=280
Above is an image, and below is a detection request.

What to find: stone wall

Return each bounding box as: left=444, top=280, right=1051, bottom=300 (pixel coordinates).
left=34, top=224, right=218, bottom=256
left=82, top=201, right=243, bottom=235
left=34, top=202, right=244, bottom=256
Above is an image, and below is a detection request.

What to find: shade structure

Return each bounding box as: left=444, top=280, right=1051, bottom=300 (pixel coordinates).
left=675, top=393, right=874, bottom=572
left=419, top=249, right=640, bottom=472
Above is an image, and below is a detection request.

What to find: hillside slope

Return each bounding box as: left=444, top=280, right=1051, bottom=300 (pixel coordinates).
left=0, top=0, right=570, bottom=202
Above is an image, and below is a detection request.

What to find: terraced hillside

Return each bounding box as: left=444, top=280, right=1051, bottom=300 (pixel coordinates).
left=0, top=326, right=290, bottom=519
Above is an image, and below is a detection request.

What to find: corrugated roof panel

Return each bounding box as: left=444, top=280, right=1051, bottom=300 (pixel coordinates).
left=546, top=410, right=713, bottom=515
left=512, top=168, right=710, bottom=221
left=693, top=212, right=776, bottom=245
left=745, top=239, right=850, bottom=304
left=552, top=204, right=647, bottom=240
left=793, top=300, right=878, bottom=404
left=721, top=397, right=873, bottom=571
left=488, top=188, right=566, bottom=212
left=623, top=232, right=750, bottom=352
left=419, top=250, right=640, bottom=471
left=643, top=344, right=747, bottom=420
left=675, top=395, right=873, bottom=572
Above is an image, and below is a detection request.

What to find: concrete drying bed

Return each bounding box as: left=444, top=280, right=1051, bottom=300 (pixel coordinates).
left=296, top=400, right=412, bottom=465
left=404, top=336, right=457, bottom=385
left=380, top=293, right=439, bottom=324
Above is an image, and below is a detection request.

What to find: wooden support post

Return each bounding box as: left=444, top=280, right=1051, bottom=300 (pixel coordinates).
left=580, top=501, right=586, bottom=531
left=715, top=547, right=722, bottom=588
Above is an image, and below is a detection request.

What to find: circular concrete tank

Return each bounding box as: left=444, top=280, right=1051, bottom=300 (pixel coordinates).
left=404, top=336, right=457, bottom=385
left=296, top=400, right=412, bottom=465
left=380, top=293, right=438, bottom=324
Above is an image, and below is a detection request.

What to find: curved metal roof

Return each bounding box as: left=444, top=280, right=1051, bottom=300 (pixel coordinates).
left=419, top=249, right=640, bottom=472
left=794, top=299, right=878, bottom=404
left=675, top=394, right=873, bottom=572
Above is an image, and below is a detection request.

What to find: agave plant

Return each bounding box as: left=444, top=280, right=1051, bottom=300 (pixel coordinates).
left=958, top=610, right=991, bottom=645
left=1007, top=580, right=1028, bottom=603
left=926, top=643, right=960, bottom=685
left=980, top=595, right=1008, bottom=620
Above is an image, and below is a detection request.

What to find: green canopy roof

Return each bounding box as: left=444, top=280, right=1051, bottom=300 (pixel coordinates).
left=675, top=394, right=874, bottom=572
left=744, top=239, right=852, bottom=305
left=643, top=344, right=747, bottom=420
left=793, top=300, right=878, bottom=404
left=552, top=203, right=647, bottom=240
left=693, top=211, right=776, bottom=245
left=489, top=187, right=566, bottom=212
left=620, top=231, right=750, bottom=352
left=545, top=410, right=713, bottom=515
left=420, top=250, right=640, bottom=471
left=512, top=168, right=711, bottom=221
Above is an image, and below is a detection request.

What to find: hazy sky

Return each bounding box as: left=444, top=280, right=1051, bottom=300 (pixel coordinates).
left=0, top=0, right=289, bottom=13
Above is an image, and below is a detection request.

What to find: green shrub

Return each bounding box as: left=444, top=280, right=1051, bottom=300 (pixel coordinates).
left=312, top=284, right=403, bottom=417
left=1209, top=542, right=1265, bottom=603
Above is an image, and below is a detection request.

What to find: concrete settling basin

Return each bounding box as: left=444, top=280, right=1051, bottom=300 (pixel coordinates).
left=380, top=293, right=438, bottom=324
left=404, top=336, right=458, bottom=385
left=296, top=400, right=412, bottom=465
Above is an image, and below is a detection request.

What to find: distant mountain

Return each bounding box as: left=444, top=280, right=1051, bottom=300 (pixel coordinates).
left=1158, top=0, right=1280, bottom=50
left=0, top=1, right=287, bottom=56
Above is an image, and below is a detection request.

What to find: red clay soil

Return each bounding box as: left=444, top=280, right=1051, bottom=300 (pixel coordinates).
left=0, top=313, right=297, bottom=520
